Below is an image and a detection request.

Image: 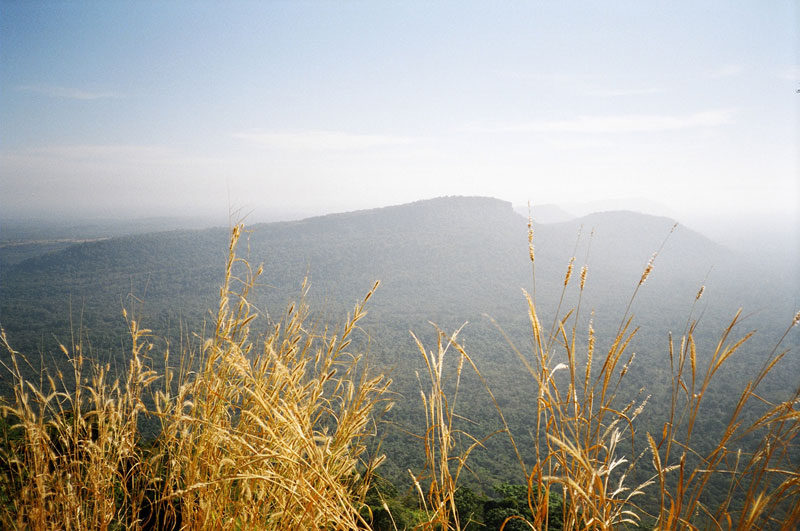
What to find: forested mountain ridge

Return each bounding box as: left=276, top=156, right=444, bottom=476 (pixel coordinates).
left=0, top=196, right=751, bottom=354
left=2, top=195, right=795, bottom=381
left=1, top=196, right=797, bottom=496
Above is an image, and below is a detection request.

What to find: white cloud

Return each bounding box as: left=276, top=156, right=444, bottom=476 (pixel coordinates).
left=586, top=87, right=666, bottom=97
left=493, top=70, right=573, bottom=84
left=16, top=84, right=123, bottom=100
left=706, top=64, right=745, bottom=79
left=462, top=109, right=736, bottom=135
left=778, top=65, right=800, bottom=81
left=233, top=130, right=415, bottom=151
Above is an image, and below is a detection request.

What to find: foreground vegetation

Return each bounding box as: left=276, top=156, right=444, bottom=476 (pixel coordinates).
left=1, top=223, right=798, bottom=530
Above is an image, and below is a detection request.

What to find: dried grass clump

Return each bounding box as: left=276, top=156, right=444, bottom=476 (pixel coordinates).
left=0, top=223, right=391, bottom=530
left=0, top=321, right=157, bottom=530
left=653, top=309, right=800, bottom=530
left=155, top=224, right=391, bottom=530
left=409, top=219, right=799, bottom=531
left=408, top=325, right=499, bottom=531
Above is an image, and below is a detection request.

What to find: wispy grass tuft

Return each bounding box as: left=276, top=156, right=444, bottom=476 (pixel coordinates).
left=406, top=215, right=798, bottom=530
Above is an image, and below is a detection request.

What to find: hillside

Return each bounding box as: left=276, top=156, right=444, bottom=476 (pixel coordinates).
left=1, top=196, right=759, bottom=359
left=1, top=196, right=797, bottom=493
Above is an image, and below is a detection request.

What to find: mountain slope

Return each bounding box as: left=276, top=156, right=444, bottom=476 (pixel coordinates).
left=1, top=196, right=790, bottom=360
left=2, top=195, right=797, bottom=492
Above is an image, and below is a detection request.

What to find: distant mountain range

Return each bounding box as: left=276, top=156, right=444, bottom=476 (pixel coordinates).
left=2, top=195, right=795, bottom=383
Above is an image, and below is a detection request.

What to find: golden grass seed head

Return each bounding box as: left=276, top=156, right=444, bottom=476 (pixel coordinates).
left=580, top=265, right=588, bottom=291
left=527, top=213, right=535, bottom=262
left=639, top=253, right=656, bottom=286
left=632, top=394, right=650, bottom=419
left=620, top=352, right=635, bottom=377
left=793, top=310, right=800, bottom=327
left=564, top=257, right=575, bottom=287
left=696, top=286, right=705, bottom=301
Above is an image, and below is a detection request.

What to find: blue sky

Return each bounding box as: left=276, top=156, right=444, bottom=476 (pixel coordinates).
left=1, top=1, right=797, bottom=227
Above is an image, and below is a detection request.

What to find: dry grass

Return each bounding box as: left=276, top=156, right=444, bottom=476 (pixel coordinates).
left=408, top=325, right=501, bottom=530
left=408, top=219, right=799, bottom=531
left=0, top=311, right=158, bottom=529
left=1, top=221, right=797, bottom=530
left=0, top=224, right=392, bottom=530
left=653, top=307, right=800, bottom=530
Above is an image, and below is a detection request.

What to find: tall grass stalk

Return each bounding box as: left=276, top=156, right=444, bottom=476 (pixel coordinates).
left=409, top=325, right=502, bottom=530
left=653, top=308, right=800, bottom=529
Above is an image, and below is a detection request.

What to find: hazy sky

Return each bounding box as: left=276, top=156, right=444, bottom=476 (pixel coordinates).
left=1, top=1, right=798, bottom=225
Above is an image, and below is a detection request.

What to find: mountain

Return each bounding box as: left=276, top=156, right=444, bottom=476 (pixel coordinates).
left=0, top=215, right=229, bottom=267
left=2, top=195, right=794, bottom=371
left=1, top=196, right=796, bottom=487
left=556, top=197, right=678, bottom=219
left=0, top=197, right=754, bottom=345
left=513, top=203, right=575, bottom=224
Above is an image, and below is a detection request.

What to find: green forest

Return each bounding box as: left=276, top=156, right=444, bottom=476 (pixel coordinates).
left=1, top=197, right=798, bottom=529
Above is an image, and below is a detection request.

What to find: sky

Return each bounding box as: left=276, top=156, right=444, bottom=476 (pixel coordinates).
left=1, top=1, right=798, bottom=231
